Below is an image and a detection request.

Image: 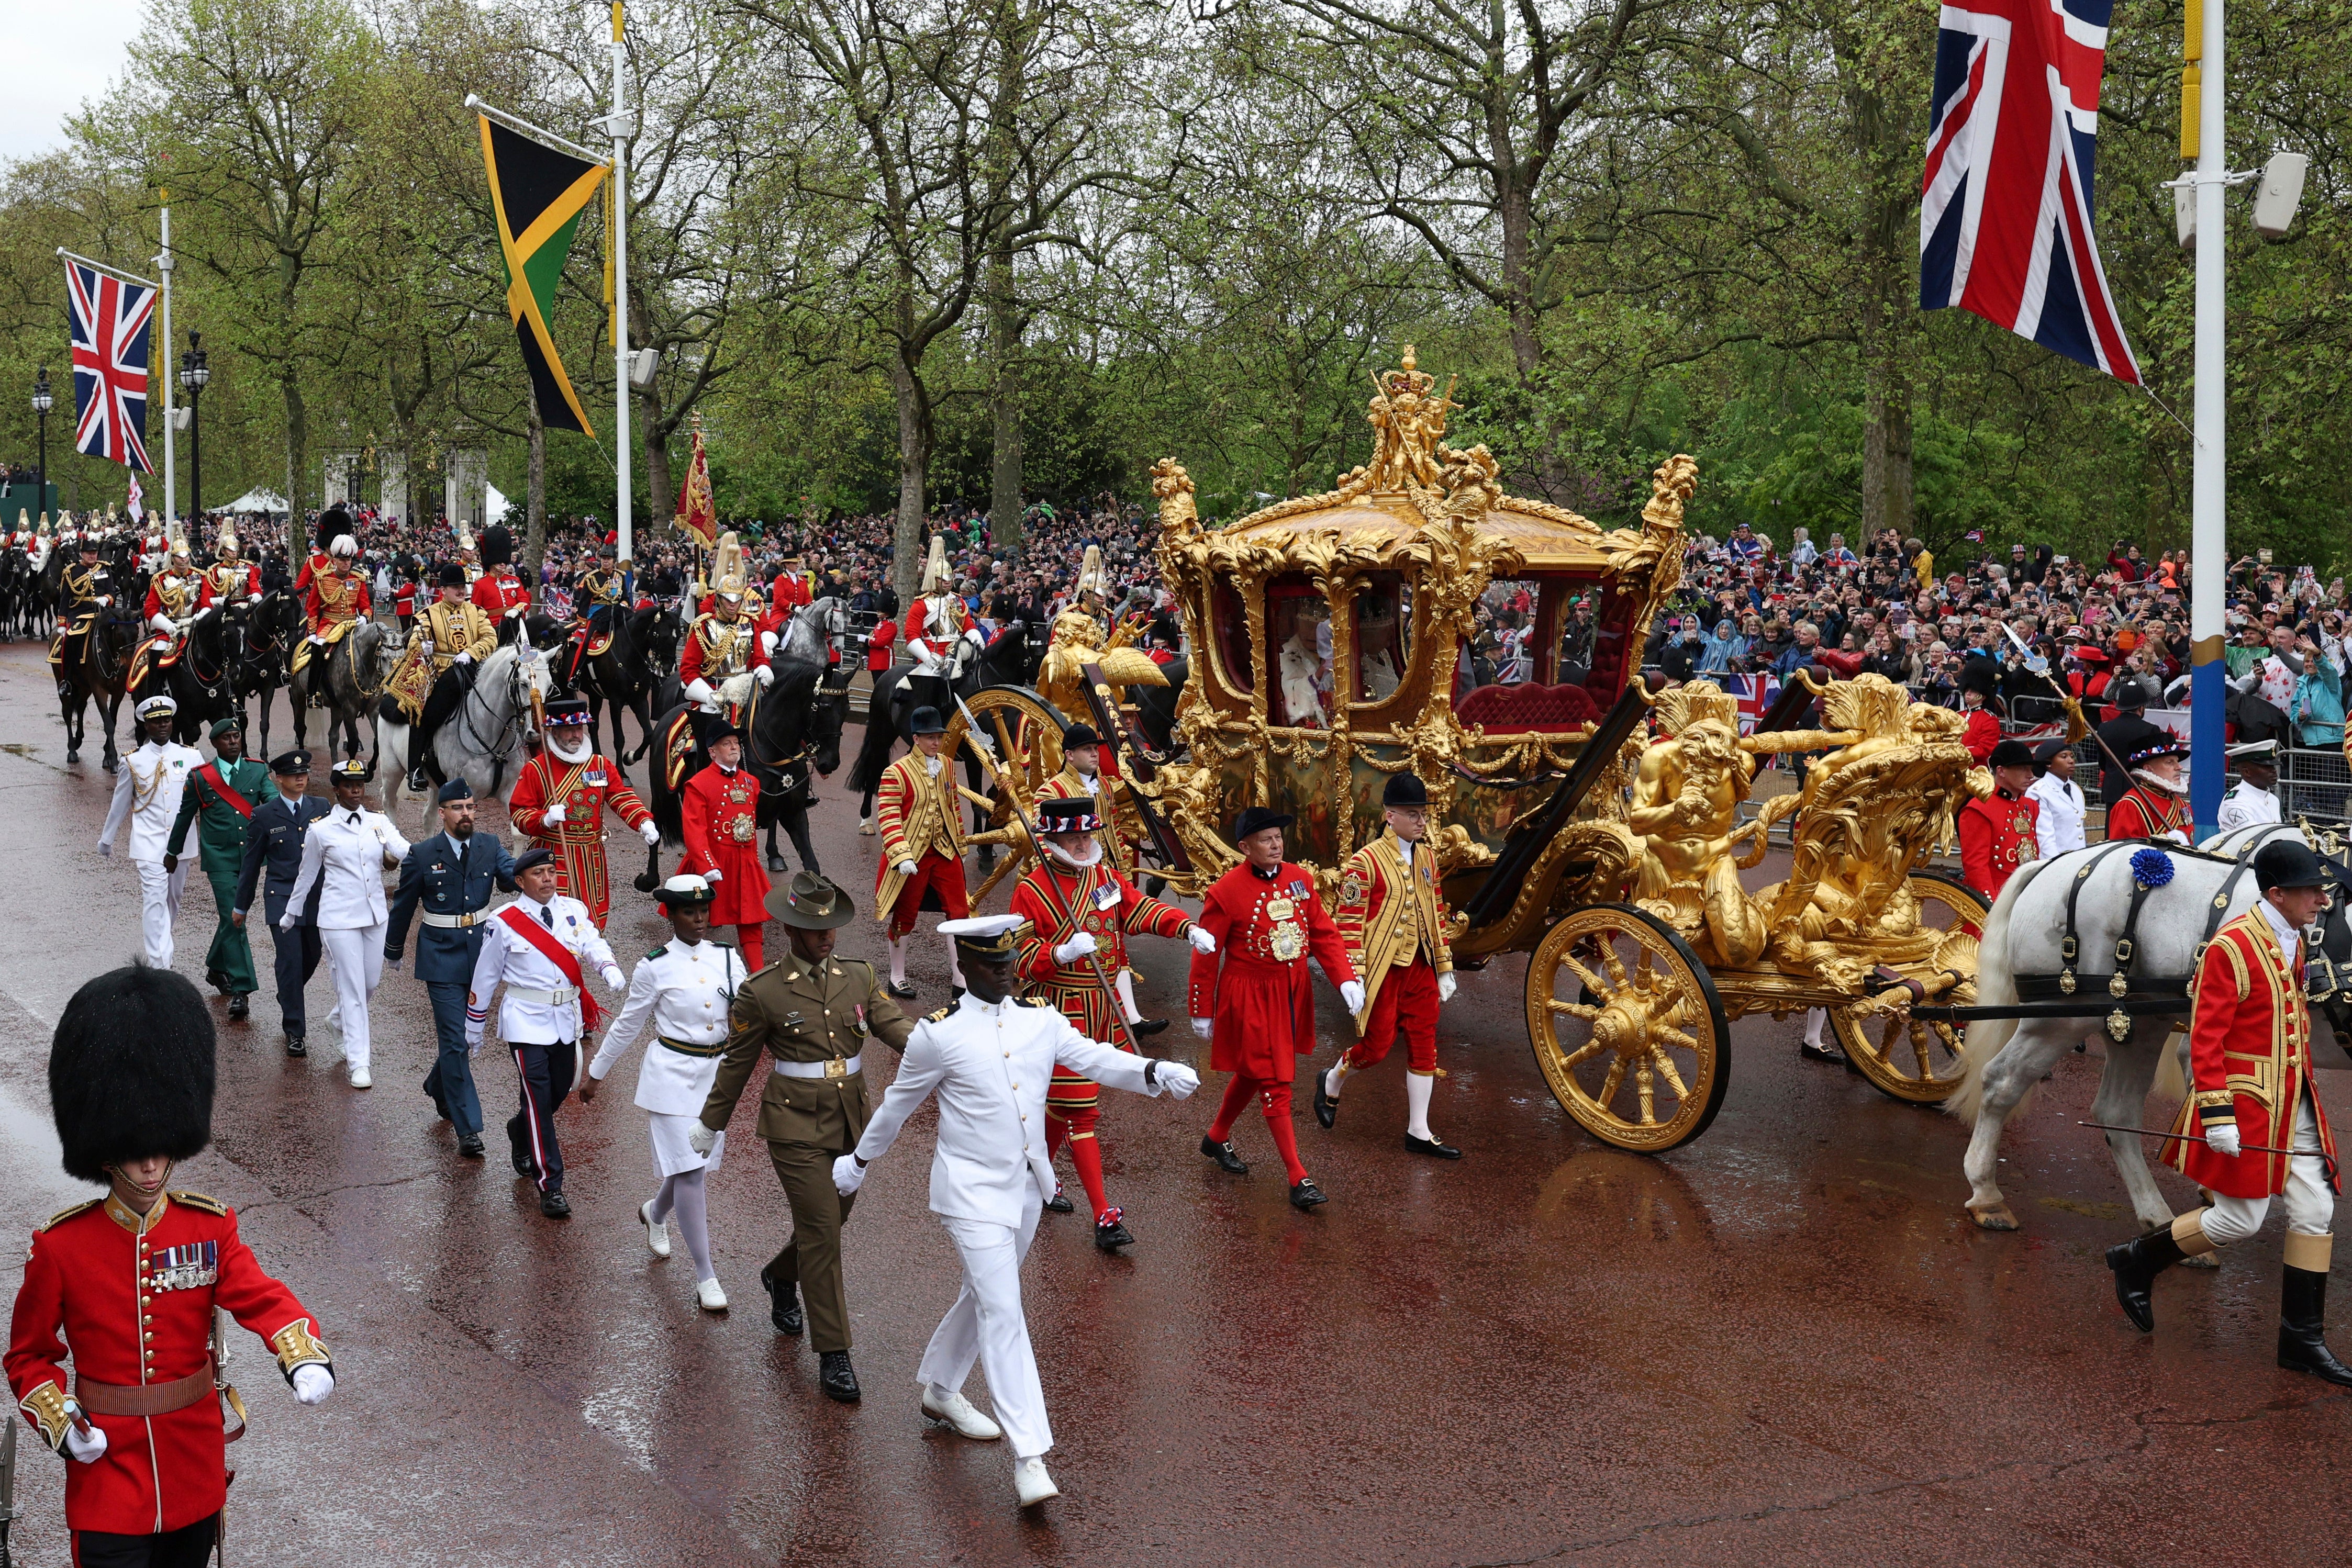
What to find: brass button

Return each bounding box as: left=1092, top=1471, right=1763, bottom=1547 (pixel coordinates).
left=143, top=1314, right=153, bottom=1324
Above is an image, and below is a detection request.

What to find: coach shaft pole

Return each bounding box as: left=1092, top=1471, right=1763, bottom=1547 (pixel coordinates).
left=2187, top=0, right=2226, bottom=838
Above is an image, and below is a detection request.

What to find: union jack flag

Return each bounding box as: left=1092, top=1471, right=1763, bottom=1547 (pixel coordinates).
left=66, top=261, right=156, bottom=471
left=1919, top=0, right=2139, bottom=384
left=1732, top=673, right=1780, bottom=735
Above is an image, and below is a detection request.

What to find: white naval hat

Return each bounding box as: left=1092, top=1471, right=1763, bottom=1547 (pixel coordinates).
left=136, top=694, right=178, bottom=719
left=939, top=913, right=1027, bottom=957
left=2226, top=740, right=2278, bottom=762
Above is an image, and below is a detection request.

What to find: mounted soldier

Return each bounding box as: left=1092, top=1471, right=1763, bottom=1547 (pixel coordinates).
left=49, top=529, right=118, bottom=699
left=129, top=520, right=206, bottom=697
left=904, top=534, right=976, bottom=720
left=386, top=562, right=498, bottom=788
left=470, top=523, right=531, bottom=645
left=294, top=506, right=371, bottom=707
left=564, top=539, right=628, bottom=687
left=679, top=531, right=765, bottom=729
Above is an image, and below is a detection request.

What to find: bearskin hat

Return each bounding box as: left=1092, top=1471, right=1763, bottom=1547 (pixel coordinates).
left=480, top=524, right=514, bottom=567
left=50, top=966, right=217, bottom=1184
left=315, top=504, right=355, bottom=555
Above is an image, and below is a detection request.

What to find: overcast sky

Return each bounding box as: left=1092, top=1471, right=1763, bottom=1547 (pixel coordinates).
left=3, top=0, right=146, bottom=162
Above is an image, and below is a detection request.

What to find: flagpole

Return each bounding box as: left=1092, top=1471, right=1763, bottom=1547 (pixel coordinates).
left=157, top=195, right=176, bottom=525
left=610, top=1, right=633, bottom=566
left=2187, top=0, right=2226, bottom=838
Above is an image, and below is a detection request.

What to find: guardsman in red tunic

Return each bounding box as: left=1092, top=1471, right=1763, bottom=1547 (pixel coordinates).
left=1314, top=772, right=1461, bottom=1158
left=2106, top=839, right=2352, bottom=1383
left=1956, top=737, right=2041, bottom=903
left=469, top=523, right=532, bottom=644
left=1187, top=807, right=1363, bottom=1210
left=506, top=697, right=661, bottom=927
left=678, top=721, right=772, bottom=969
left=1010, top=795, right=1205, bottom=1249
left=874, top=705, right=996, bottom=999
left=6, top=967, right=336, bottom=1564
left=2102, top=737, right=2193, bottom=844
left=1958, top=666, right=2002, bottom=763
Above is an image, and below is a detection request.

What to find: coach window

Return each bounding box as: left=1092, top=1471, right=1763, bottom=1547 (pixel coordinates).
left=1207, top=577, right=1254, bottom=699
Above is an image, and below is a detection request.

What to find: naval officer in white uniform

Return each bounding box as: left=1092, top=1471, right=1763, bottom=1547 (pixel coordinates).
left=98, top=694, right=202, bottom=967
left=283, top=758, right=409, bottom=1087
left=2214, top=740, right=2285, bottom=835
left=835, top=913, right=1199, bottom=1508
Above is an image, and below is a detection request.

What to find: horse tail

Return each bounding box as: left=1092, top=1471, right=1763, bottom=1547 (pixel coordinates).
left=845, top=670, right=897, bottom=794
left=1946, top=856, right=2046, bottom=1127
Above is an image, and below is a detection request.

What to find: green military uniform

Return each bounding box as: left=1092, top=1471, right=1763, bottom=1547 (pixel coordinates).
left=700, top=874, right=913, bottom=1356
left=165, top=719, right=278, bottom=998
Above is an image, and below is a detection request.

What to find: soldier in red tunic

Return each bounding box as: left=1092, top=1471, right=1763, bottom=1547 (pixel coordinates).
left=1956, top=737, right=2041, bottom=903
left=2105, top=839, right=2352, bottom=1383
left=678, top=722, right=773, bottom=969
left=1011, top=795, right=1206, bottom=1249
left=2102, top=737, right=2193, bottom=843
left=469, top=523, right=532, bottom=645
left=1958, top=666, right=2002, bottom=763
left=506, top=697, right=661, bottom=927
left=6, top=967, right=336, bottom=1565
left=1187, top=807, right=1363, bottom=1209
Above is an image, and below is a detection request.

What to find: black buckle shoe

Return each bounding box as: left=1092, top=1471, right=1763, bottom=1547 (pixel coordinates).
left=1094, top=1209, right=1134, bottom=1251
left=819, top=1350, right=862, bottom=1403
left=1130, top=1017, right=1170, bottom=1037
left=1312, top=1069, right=1339, bottom=1129
left=1404, top=1133, right=1463, bottom=1160
left=1289, top=1180, right=1329, bottom=1211
left=885, top=979, right=918, bottom=1000
left=227, top=994, right=250, bottom=1022
left=284, top=1034, right=307, bottom=1058
left=2106, top=1224, right=2189, bottom=1332
left=540, top=1190, right=572, bottom=1219
left=760, top=1264, right=804, bottom=1336
left=1044, top=1187, right=1075, bottom=1214
left=2278, top=1265, right=2352, bottom=1385
left=1199, top=1136, right=1247, bottom=1175
left=1798, top=1040, right=1847, bottom=1066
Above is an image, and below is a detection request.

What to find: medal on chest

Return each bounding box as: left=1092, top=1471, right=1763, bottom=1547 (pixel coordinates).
left=149, top=1239, right=219, bottom=1292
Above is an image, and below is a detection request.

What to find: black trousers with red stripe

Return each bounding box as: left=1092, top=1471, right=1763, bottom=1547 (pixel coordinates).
left=507, top=1039, right=577, bottom=1192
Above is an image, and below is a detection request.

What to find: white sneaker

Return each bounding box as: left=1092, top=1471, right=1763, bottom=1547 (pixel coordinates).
left=695, top=1277, right=728, bottom=1312
left=920, top=1384, right=1003, bottom=1440
left=1013, top=1457, right=1058, bottom=1507
left=348, top=1066, right=372, bottom=1089
left=640, top=1200, right=672, bottom=1257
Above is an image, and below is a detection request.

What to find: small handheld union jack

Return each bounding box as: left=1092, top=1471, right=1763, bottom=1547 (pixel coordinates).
left=66, top=260, right=157, bottom=471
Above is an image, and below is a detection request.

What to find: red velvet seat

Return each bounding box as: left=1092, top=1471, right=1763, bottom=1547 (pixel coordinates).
left=1454, top=681, right=1602, bottom=733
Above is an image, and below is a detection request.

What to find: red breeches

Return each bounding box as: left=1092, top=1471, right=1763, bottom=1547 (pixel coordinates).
left=1345, top=960, right=1440, bottom=1074
left=887, top=853, right=970, bottom=938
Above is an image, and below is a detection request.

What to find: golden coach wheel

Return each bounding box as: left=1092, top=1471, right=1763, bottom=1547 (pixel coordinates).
left=1524, top=903, right=1730, bottom=1153
left=1831, top=869, right=1990, bottom=1104
left=940, top=684, right=1072, bottom=909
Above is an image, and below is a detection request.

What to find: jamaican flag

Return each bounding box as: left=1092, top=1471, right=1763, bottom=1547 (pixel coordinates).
left=478, top=115, right=607, bottom=435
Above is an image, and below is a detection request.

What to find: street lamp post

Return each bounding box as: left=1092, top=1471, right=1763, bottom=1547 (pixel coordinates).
left=179, top=332, right=209, bottom=523
left=31, top=367, right=52, bottom=517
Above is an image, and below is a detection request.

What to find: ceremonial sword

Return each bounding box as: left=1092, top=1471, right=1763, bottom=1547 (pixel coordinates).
left=2078, top=1119, right=2301, bottom=1156
left=950, top=689, right=1151, bottom=1059
left=1, top=1409, right=16, bottom=1568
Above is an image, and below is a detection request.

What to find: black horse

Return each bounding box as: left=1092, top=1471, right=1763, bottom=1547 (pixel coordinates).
left=131, top=606, right=238, bottom=745
left=647, top=601, right=846, bottom=882
left=570, top=601, right=685, bottom=767
left=56, top=599, right=136, bottom=770
left=845, top=628, right=1043, bottom=830
left=239, top=589, right=307, bottom=759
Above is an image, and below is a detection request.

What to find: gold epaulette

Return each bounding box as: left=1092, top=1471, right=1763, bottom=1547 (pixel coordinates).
left=1024, top=996, right=1057, bottom=1009
left=41, top=1199, right=101, bottom=1230
left=926, top=1005, right=954, bottom=1022
left=167, top=1190, right=230, bottom=1216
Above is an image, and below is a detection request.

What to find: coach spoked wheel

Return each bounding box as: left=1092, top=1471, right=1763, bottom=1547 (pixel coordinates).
left=1831, top=869, right=1990, bottom=1105
left=1525, top=903, right=1730, bottom=1153
left=940, top=685, right=1072, bottom=908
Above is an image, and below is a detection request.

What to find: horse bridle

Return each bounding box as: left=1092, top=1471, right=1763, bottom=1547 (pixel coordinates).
left=457, top=650, right=538, bottom=770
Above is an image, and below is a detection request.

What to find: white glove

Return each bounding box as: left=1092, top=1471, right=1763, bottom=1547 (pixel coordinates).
left=279, top=911, right=295, bottom=931
left=1154, top=1060, right=1201, bottom=1099
left=1437, top=972, right=1458, bottom=1003
left=1191, top=1016, right=1214, bottom=1038
left=465, top=1030, right=483, bottom=1057
left=1054, top=932, right=1099, bottom=964
left=97, top=840, right=113, bottom=858
left=1187, top=925, right=1217, bottom=955
left=1339, top=980, right=1366, bottom=1013
left=896, top=859, right=919, bottom=878
left=640, top=822, right=662, bottom=847
left=602, top=964, right=627, bottom=995
left=963, top=626, right=987, bottom=651
left=542, top=803, right=567, bottom=825
left=754, top=663, right=775, bottom=687
left=455, top=651, right=473, bottom=665
left=2205, top=1123, right=2243, bottom=1158
left=832, top=1153, right=866, bottom=1196
left=687, top=1123, right=718, bottom=1156
left=62, top=1413, right=108, bottom=1463
left=291, top=1364, right=333, bottom=1405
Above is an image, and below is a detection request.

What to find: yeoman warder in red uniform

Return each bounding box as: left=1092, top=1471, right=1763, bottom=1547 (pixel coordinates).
left=6, top=967, right=336, bottom=1565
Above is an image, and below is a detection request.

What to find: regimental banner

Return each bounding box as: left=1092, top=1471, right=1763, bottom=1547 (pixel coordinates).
left=675, top=422, right=716, bottom=548
left=66, top=262, right=156, bottom=471
left=478, top=115, right=608, bottom=435
left=1919, top=0, right=2141, bottom=384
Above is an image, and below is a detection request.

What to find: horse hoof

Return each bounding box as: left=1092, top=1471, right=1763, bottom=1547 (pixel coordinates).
left=1968, top=1204, right=2021, bottom=1231
left=65, top=749, right=79, bottom=764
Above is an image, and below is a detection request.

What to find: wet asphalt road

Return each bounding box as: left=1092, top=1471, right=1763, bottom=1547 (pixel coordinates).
left=2, top=639, right=2348, bottom=1567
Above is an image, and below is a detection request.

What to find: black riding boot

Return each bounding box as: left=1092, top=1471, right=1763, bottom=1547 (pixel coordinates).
left=2106, top=1219, right=2198, bottom=1333
left=2278, top=1250, right=2352, bottom=1385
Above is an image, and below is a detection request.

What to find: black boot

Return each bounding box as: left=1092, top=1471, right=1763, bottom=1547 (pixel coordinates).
left=2277, top=1263, right=2352, bottom=1385
left=760, top=1264, right=804, bottom=1336
left=227, top=993, right=250, bottom=1022
left=2106, top=1222, right=2192, bottom=1332
left=819, top=1350, right=862, bottom=1403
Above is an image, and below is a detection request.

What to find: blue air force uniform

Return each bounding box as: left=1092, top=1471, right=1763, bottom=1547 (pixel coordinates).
left=233, top=752, right=335, bottom=1047
left=385, top=783, right=518, bottom=1145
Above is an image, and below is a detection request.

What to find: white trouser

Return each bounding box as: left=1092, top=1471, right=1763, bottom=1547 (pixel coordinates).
left=135, top=857, right=190, bottom=968
left=319, top=923, right=388, bottom=1071
left=917, top=1197, right=1049, bottom=1458
left=2201, top=1097, right=2334, bottom=1245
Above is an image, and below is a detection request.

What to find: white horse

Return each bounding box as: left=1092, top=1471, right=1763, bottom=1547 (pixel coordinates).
left=1949, top=822, right=2346, bottom=1232
left=380, top=640, right=554, bottom=826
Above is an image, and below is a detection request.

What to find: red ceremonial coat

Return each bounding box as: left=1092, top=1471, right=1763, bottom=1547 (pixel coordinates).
left=507, top=748, right=653, bottom=927
left=1960, top=707, right=2000, bottom=764
left=678, top=761, right=770, bottom=926
left=1956, top=788, right=2039, bottom=901
left=472, top=569, right=530, bottom=620
left=771, top=572, right=813, bottom=612
left=1186, top=860, right=1355, bottom=1081
left=867, top=618, right=897, bottom=672
left=1013, top=859, right=1190, bottom=1043
left=2167, top=910, right=2339, bottom=1199
left=2105, top=785, right=2192, bottom=842
left=5, top=1191, right=330, bottom=1536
